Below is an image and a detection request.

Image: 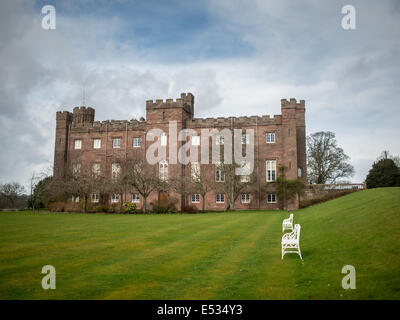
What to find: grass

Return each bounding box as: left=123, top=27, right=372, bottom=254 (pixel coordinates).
left=0, top=187, right=399, bottom=299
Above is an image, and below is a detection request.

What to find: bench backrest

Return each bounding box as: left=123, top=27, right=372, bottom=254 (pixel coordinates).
left=293, top=224, right=300, bottom=241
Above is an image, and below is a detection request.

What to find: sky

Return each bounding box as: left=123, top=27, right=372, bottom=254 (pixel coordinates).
left=0, top=0, right=399, bottom=189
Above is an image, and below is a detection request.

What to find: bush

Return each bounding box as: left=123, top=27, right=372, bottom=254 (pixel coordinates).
left=182, top=204, right=199, bottom=213
left=151, top=205, right=170, bottom=214
left=123, top=202, right=137, bottom=214
left=366, top=158, right=400, bottom=189
left=299, top=190, right=355, bottom=209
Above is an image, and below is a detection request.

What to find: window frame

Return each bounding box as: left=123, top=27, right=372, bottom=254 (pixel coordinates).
left=112, top=137, right=121, bottom=149
left=74, top=139, right=82, bottom=150
left=191, top=194, right=200, bottom=203
left=160, top=132, right=167, bottom=146
left=91, top=193, right=99, bottom=203
left=216, top=193, right=225, bottom=203
left=111, top=194, right=120, bottom=203
left=266, top=132, right=275, bottom=144
left=159, top=160, right=168, bottom=181
left=131, top=193, right=140, bottom=203
left=93, top=138, right=101, bottom=149
left=241, top=193, right=251, bottom=203
left=266, top=160, right=277, bottom=182
left=133, top=137, right=142, bottom=148
left=267, top=193, right=277, bottom=203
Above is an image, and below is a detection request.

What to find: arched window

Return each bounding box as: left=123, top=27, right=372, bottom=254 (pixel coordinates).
left=159, top=160, right=168, bottom=181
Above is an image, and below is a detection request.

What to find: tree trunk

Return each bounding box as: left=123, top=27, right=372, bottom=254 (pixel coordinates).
left=202, top=193, right=205, bottom=212
left=143, top=196, right=147, bottom=213
left=83, top=195, right=87, bottom=213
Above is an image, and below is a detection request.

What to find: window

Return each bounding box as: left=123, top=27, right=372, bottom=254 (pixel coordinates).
left=241, top=133, right=249, bottom=145
left=92, top=163, right=100, bottom=176
left=240, top=161, right=251, bottom=182
left=267, top=194, right=277, bottom=203
left=91, top=193, right=99, bottom=203
left=72, top=195, right=80, bottom=203
left=216, top=135, right=224, bottom=145
left=111, top=163, right=121, bottom=179
left=159, top=160, right=168, bottom=181
left=191, top=162, right=200, bottom=181
left=161, top=132, right=167, bottom=146
left=93, top=139, right=101, bottom=149
left=266, top=160, right=277, bottom=182
left=216, top=194, right=225, bottom=203
left=74, top=139, right=82, bottom=149
left=72, top=163, right=81, bottom=176
left=298, top=167, right=302, bottom=177
left=111, top=194, right=119, bottom=203
left=113, top=137, right=121, bottom=148
left=131, top=194, right=140, bottom=203
left=266, top=133, right=275, bottom=143
left=215, top=163, right=225, bottom=182
left=133, top=137, right=141, bottom=148
left=192, top=135, right=200, bottom=146
left=191, top=194, right=200, bottom=203
left=241, top=194, right=250, bottom=203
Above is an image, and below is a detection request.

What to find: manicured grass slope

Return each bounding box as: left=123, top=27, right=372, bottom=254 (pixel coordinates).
left=0, top=187, right=399, bottom=299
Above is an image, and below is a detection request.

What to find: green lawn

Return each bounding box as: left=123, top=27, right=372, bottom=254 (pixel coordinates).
left=0, top=187, right=399, bottom=299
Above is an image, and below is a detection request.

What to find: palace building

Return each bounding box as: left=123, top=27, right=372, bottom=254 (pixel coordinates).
left=53, top=93, right=306, bottom=211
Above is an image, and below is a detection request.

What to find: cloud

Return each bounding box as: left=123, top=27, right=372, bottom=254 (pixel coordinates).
left=0, top=0, right=399, bottom=189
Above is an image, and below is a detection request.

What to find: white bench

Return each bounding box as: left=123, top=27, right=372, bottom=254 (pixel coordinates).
left=281, top=224, right=302, bottom=260
left=282, top=213, right=293, bottom=232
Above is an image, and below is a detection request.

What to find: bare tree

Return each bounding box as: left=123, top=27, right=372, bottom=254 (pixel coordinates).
left=0, top=182, right=26, bottom=208
left=187, top=164, right=216, bottom=212
left=214, top=162, right=257, bottom=210
left=125, top=159, right=162, bottom=213
left=307, top=131, right=354, bottom=184
left=63, top=163, right=105, bottom=213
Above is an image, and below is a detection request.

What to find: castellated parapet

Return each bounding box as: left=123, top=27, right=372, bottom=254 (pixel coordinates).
left=146, top=92, right=194, bottom=117
left=281, top=98, right=305, bottom=109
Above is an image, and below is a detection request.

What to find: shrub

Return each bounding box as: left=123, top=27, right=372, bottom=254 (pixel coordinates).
left=299, top=190, right=355, bottom=209
left=182, top=204, right=198, bottom=213
left=123, top=202, right=137, bottom=214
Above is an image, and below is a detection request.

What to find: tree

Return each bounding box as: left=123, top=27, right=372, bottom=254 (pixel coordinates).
left=378, top=150, right=400, bottom=168
left=307, top=131, right=354, bottom=184
left=125, top=159, right=162, bottom=213
left=366, top=157, right=400, bottom=189
left=214, top=162, right=257, bottom=210
left=0, top=182, right=26, bottom=208
left=187, top=164, right=216, bottom=212
left=63, top=163, right=104, bottom=213
left=267, top=165, right=305, bottom=210
left=29, top=175, right=53, bottom=210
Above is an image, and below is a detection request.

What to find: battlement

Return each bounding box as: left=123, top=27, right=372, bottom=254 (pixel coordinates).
left=146, top=92, right=194, bottom=116
left=72, top=106, right=95, bottom=125
left=281, top=98, right=305, bottom=109
left=56, top=110, right=73, bottom=121
left=187, top=114, right=282, bottom=127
